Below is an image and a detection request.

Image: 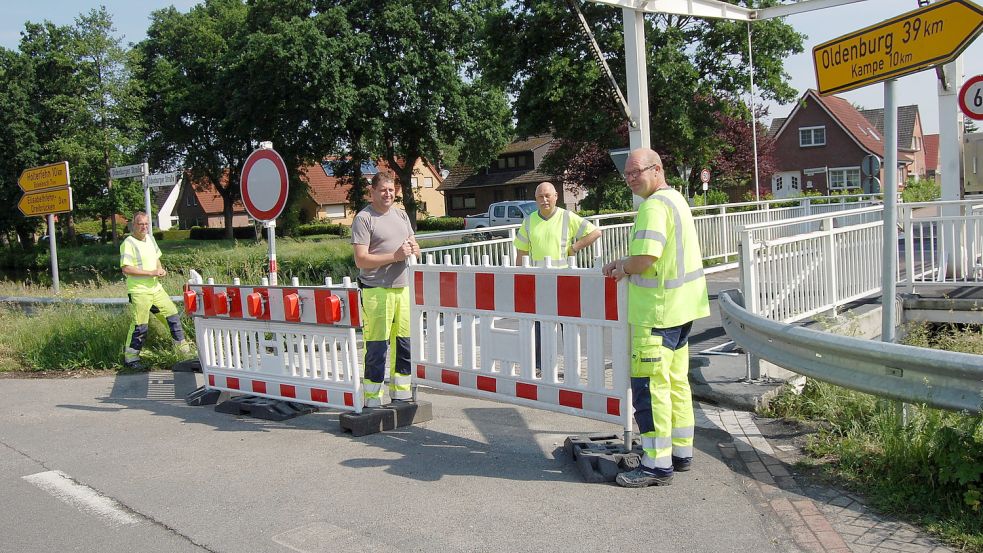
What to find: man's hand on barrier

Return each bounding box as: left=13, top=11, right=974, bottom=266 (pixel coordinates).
left=157, top=267, right=167, bottom=277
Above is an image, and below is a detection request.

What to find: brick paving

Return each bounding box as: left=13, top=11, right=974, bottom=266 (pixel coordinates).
left=695, top=404, right=955, bottom=553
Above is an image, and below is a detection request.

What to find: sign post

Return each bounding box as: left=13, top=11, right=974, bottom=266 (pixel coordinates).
left=18, top=161, right=72, bottom=294
left=109, top=162, right=149, bottom=233
left=812, top=0, right=982, bottom=95
left=700, top=168, right=711, bottom=204
left=240, top=143, right=289, bottom=285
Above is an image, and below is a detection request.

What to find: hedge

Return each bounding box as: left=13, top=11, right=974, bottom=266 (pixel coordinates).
left=153, top=229, right=192, bottom=241
left=417, top=217, right=465, bottom=231
left=294, top=222, right=351, bottom=237
left=188, top=226, right=258, bottom=240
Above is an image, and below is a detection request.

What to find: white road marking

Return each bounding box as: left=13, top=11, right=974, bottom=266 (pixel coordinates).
left=22, top=470, right=140, bottom=525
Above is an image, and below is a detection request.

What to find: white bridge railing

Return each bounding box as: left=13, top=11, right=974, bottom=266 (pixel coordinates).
left=421, top=194, right=881, bottom=272
left=739, top=199, right=983, bottom=323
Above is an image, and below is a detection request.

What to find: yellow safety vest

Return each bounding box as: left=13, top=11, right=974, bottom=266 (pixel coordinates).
left=627, top=188, right=710, bottom=328
left=513, top=208, right=596, bottom=267
left=120, top=235, right=162, bottom=294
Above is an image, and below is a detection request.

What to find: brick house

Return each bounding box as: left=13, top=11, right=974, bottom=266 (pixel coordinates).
left=768, top=89, right=927, bottom=198
left=439, top=134, right=566, bottom=217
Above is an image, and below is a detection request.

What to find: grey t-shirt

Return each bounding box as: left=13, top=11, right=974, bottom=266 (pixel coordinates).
left=351, top=205, right=415, bottom=288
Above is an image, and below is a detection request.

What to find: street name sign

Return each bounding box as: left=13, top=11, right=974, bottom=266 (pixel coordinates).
left=109, top=162, right=149, bottom=180
left=18, top=161, right=70, bottom=193
left=813, top=0, right=983, bottom=95
left=147, top=171, right=179, bottom=188
left=18, top=187, right=73, bottom=217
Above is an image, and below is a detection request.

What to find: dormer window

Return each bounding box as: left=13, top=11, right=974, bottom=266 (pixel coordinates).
left=799, top=126, right=826, bottom=147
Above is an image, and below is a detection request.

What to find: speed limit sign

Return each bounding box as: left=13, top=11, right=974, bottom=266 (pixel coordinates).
left=959, top=75, right=983, bottom=121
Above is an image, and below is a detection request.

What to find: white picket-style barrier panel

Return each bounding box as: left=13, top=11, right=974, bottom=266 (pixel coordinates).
left=409, top=254, right=632, bottom=429
left=902, top=200, right=983, bottom=291
left=186, top=277, right=366, bottom=413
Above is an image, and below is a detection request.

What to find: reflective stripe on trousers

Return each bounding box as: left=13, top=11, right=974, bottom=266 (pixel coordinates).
left=630, top=322, right=695, bottom=469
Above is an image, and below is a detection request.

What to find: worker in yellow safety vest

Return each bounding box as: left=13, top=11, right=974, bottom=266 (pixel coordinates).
left=352, top=170, right=421, bottom=407
left=602, top=148, right=710, bottom=488
left=513, top=181, right=601, bottom=268
left=120, top=211, right=192, bottom=370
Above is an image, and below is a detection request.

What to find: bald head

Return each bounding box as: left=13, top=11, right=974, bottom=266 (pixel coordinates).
left=624, top=147, right=665, bottom=198
left=534, top=181, right=559, bottom=219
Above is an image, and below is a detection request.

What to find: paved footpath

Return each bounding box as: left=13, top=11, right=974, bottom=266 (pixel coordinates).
left=0, top=371, right=954, bottom=553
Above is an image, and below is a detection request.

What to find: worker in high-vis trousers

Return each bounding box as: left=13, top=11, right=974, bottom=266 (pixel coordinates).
left=514, top=181, right=601, bottom=268
left=602, top=148, right=710, bottom=488
left=120, top=211, right=192, bottom=370
left=351, top=170, right=420, bottom=408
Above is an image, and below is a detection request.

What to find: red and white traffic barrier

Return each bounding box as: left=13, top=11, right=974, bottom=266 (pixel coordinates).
left=409, top=255, right=631, bottom=427
left=187, top=276, right=365, bottom=413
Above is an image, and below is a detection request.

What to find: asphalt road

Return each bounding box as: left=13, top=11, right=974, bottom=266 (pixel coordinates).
left=0, top=371, right=790, bottom=553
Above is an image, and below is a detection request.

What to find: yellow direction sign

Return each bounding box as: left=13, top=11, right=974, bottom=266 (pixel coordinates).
left=18, top=187, right=73, bottom=217
left=17, top=161, right=70, bottom=193
left=813, top=0, right=983, bottom=95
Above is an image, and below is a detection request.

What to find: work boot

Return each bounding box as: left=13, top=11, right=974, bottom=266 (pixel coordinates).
left=616, top=467, right=673, bottom=488
left=174, top=340, right=195, bottom=357
left=124, top=359, right=147, bottom=371
left=672, top=456, right=692, bottom=472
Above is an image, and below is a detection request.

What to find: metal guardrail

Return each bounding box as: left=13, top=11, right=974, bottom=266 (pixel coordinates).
left=718, top=289, right=983, bottom=413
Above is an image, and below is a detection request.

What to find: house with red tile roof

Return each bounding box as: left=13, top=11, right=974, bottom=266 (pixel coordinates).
left=923, top=134, right=939, bottom=182
left=175, top=157, right=445, bottom=229
left=767, top=89, right=928, bottom=198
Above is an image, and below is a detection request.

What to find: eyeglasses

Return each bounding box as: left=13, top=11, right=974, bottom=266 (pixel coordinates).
left=624, top=163, right=659, bottom=180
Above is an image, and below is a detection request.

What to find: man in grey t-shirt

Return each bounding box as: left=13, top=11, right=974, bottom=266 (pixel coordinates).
left=351, top=169, right=420, bottom=407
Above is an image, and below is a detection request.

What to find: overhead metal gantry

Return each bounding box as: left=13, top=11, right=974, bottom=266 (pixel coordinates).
left=589, top=0, right=865, bottom=21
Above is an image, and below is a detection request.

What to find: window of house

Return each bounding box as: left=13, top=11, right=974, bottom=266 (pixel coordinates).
left=497, top=158, right=506, bottom=169
left=419, top=202, right=427, bottom=213
left=513, top=186, right=525, bottom=200
left=516, top=155, right=528, bottom=168
left=829, top=167, right=861, bottom=190
left=774, top=175, right=783, bottom=191
left=799, top=126, right=826, bottom=147
left=464, top=195, right=476, bottom=209
left=507, top=156, right=516, bottom=168
left=424, top=177, right=434, bottom=188
left=412, top=177, right=419, bottom=188
left=452, top=195, right=464, bottom=209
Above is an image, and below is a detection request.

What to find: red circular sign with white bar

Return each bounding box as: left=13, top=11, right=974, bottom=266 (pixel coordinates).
left=240, top=147, right=289, bottom=222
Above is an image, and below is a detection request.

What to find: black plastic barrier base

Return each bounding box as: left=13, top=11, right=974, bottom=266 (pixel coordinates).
left=215, top=395, right=317, bottom=421
left=564, top=433, right=641, bottom=483
left=339, top=400, right=433, bottom=437
left=172, top=358, right=202, bottom=373
left=186, top=386, right=223, bottom=406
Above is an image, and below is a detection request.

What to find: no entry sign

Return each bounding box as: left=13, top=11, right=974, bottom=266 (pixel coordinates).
left=241, top=147, right=289, bottom=222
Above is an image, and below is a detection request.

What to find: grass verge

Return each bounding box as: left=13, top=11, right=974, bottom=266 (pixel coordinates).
left=762, top=323, right=983, bottom=551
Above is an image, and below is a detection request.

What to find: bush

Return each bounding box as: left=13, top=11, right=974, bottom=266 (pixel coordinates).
left=188, top=226, right=257, bottom=240
left=153, top=229, right=191, bottom=241
left=691, top=188, right=730, bottom=207
left=416, top=217, right=465, bottom=232
left=294, top=222, right=351, bottom=237
left=902, top=178, right=941, bottom=203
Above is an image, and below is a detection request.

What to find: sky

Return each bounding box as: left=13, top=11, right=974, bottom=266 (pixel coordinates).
left=1, top=0, right=980, bottom=135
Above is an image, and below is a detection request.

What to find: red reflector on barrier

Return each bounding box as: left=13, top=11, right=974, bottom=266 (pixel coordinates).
left=213, top=292, right=228, bottom=315
left=314, top=291, right=342, bottom=324
left=183, top=290, right=197, bottom=314
left=477, top=375, right=497, bottom=393
left=283, top=290, right=300, bottom=321
left=417, top=364, right=426, bottom=379
left=252, top=380, right=266, bottom=394
left=208, top=374, right=215, bottom=387
left=607, top=397, right=620, bottom=416
left=280, top=384, right=296, bottom=398
left=227, top=377, right=240, bottom=390
left=441, top=370, right=460, bottom=386
left=246, top=293, right=263, bottom=317
left=344, top=392, right=354, bottom=407
left=311, top=388, right=327, bottom=403
left=516, top=382, right=537, bottom=400
left=559, top=390, right=583, bottom=409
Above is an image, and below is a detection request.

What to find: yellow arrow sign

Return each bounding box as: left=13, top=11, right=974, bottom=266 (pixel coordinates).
left=813, top=0, right=983, bottom=95
left=18, top=187, right=73, bottom=217
left=18, top=161, right=70, bottom=193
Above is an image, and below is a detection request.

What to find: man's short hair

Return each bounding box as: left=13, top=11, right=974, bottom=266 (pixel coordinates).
left=371, top=169, right=395, bottom=188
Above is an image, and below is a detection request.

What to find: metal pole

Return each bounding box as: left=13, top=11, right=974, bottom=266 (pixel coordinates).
left=747, top=22, right=761, bottom=203
left=143, top=175, right=153, bottom=230
left=266, top=221, right=278, bottom=286
left=623, top=7, right=650, bottom=209
left=47, top=214, right=59, bottom=294
left=882, top=80, right=898, bottom=343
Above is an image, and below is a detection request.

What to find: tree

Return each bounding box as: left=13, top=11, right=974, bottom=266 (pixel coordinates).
left=0, top=47, right=41, bottom=248
left=136, top=0, right=251, bottom=239
left=481, top=0, right=804, bottom=199
left=711, top=104, right=777, bottom=197
left=335, top=0, right=514, bottom=227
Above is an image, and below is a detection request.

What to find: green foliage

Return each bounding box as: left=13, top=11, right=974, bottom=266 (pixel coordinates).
left=764, top=324, right=983, bottom=551
left=188, top=226, right=257, bottom=240
left=294, top=222, right=351, bottom=237
left=416, top=217, right=465, bottom=232
left=902, top=178, right=941, bottom=203
left=691, top=188, right=729, bottom=207
left=0, top=303, right=191, bottom=372
left=153, top=229, right=191, bottom=241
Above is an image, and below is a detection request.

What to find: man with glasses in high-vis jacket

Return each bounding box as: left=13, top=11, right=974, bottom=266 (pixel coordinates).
left=513, top=181, right=600, bottom=268
left=120, top=211, right=191, bottom=370
left=603, top=148, right=710, bottom=488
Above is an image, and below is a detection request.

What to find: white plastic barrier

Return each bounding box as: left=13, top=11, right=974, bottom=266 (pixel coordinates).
left=409, top=255, right=631, bottom=429
left=185, top=277, right=365, bottom=413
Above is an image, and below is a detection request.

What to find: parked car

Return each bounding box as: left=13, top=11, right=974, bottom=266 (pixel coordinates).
left=78, top=233, right=100, bottom=244
left=463, top=200, right=537, bottom=230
